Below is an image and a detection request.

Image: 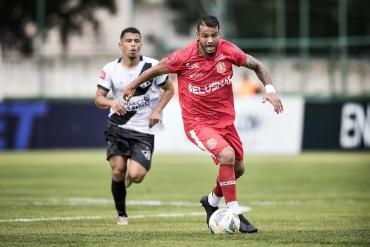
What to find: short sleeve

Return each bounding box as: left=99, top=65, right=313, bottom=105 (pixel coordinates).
left=155, top=74, right=168, bottom=87
left=225, top=41, right=247, bottom=67
left=97, top=64, right=112, bottom=91
left=162, top=49, right=185, bottom=73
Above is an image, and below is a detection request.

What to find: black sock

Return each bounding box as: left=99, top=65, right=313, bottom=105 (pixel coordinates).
left=111, top=179, right=127, bottom=217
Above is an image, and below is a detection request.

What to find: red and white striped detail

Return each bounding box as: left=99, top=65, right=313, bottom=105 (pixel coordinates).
left=189, top=129, right=214, bottom=156
left=219, top=180, right=236, bottom=186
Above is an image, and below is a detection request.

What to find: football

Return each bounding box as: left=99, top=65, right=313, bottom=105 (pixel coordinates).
left=208, top=208, right=240, bottom=234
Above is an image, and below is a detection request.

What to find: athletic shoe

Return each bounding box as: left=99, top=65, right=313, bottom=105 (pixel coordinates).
left=238, top=214, right=258, bottom=233
left=200, top=195, right=218, bottom=225
left=117, top=216, right=128, bottom=225
left=124, top=172, right=132, bottom=188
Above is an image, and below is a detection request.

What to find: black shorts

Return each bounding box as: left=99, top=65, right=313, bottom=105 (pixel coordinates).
left=104, top=122, right=155, bottom=171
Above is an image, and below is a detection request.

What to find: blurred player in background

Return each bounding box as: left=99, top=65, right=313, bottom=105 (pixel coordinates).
left=235, top=72, right=263, bottom=95
left=123, top=16, right=283, bottom=233
left=95, top=27, right=174, bottom=225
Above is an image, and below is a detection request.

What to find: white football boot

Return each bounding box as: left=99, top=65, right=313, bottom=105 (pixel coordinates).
left=117, top=216, right=128, bottom=225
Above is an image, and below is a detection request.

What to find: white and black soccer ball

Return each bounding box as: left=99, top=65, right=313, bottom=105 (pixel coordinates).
left=208, top=208, right=240, bottom=234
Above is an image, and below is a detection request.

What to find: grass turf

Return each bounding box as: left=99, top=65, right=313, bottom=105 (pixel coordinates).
left=0, top=151, right=369, bottom=246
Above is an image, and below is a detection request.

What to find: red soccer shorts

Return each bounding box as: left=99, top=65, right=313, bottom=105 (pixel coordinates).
left=185, top=124, right=244, bottom=164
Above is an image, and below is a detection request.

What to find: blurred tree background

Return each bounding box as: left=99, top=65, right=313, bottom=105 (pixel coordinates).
left=1, top=0, right=370, bottom=57
left=0, top=0, right=116, bottom=57
left=165, top=0, right=370, bottom=56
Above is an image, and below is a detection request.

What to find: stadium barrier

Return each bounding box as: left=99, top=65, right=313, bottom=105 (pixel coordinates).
left=0, top=97, right=369, bottom=152
left=0, top=100, right=107, bottom=150
left=302, top=98, right=370, bottom=150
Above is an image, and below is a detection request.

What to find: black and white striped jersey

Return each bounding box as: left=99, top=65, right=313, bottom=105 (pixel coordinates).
left=97, top=56, right=168, bottom=134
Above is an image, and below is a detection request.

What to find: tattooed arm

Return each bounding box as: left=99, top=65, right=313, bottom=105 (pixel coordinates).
left=243, top=54, right=284, bottom=114
left=244, top=54, right=272, bottom=86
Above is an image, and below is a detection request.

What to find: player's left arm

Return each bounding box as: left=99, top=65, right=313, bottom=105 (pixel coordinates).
left=148, top=74, right=175, bottom=128
left=244, top=54, right=284, bottom=114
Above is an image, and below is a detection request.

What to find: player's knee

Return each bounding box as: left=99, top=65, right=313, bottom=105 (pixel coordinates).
left=235, top=165, right=245, bottom=179
left=128, top=163, right=147, bottom=183
left=218, top=147, right=235, bottom=165
left=111, top=169, right=124, bottom=181
left=130, top=172, right=146, bottom=183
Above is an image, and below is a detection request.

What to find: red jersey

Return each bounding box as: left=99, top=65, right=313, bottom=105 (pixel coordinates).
left=164, top=39, right=247, bottom=129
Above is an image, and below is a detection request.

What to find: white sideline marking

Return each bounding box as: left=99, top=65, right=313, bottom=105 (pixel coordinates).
left=127, top=200, right=199, bottom=207
left=3, top=197, right=297, bottom=207
left=0, top=199, right=251, bottom=223
left=0, top=212, right=202, bottom=223
left=0, top=209, right=251, bottom=223
left=4, top=197, right=298, bottom=207
left=0, top=216, right=104, bottom=223
left=11, top=198, right=201, bottom=206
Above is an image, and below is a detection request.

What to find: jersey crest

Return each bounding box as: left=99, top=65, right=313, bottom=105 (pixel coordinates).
left=206, top=138, right=218, bottom=150
left=216, top=62, right=226, bottom=74
left=142, top=149, right=151, bottom=160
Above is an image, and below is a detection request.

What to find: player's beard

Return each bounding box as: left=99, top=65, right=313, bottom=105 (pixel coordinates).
left=201, top=43, right=216, bottom=56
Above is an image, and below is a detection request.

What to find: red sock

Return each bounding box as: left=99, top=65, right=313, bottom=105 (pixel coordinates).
left=217, top=164, right=236, bottom=203
left=212, top=180, right=223, bottom=197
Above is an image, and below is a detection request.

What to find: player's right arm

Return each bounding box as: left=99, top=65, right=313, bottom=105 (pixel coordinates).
left=95, top=87, right=126, bottom=116
left=96, top=63, right=126, bottom=116
left=244, top=54, right=284, bottom=114
left=123, top=61, right=170, bottom=101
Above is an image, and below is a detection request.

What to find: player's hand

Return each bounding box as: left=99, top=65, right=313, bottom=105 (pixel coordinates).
left=262, top=92, right=284, bottom=114
left=123, top=85, right=136, bottom=101
left=148, top=110, right=160, bottom=128
left=111, top=100, right=126, bottom=116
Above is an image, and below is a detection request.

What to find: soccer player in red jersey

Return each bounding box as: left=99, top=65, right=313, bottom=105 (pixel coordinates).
left=123, top=15, right=283, bottom=233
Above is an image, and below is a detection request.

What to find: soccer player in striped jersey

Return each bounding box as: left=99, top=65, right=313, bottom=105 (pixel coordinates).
left=95, top=27, right=174, bottom=225
left=123, top=16, right=283, bottom=233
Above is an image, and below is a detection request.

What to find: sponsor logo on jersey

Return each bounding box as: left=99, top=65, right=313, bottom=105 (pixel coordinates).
left=185, top=62, right=199, bottom=69
left=188, top=72, right=204, bottom=79
left=206, top=138, right=218, bottom=150
left=164, top=52, right=177, bottom=65
left=139, top=80, right=152, bottom=89
left=99, top=70, right=106, bottom=79
left=216, top=62, right=226, bottom=74
left=188, top=77, right=232, bottom=95
left=124, top=94, right=150, bottom=111
left=143, top=94, right=150, bottom=101
left=142, top=149, right=151, bottom=160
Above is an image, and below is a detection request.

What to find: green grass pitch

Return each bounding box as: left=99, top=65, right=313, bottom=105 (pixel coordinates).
left=0, top=151, right=369, bottom=246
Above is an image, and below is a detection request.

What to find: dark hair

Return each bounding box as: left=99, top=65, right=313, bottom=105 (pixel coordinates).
left=197, top=15, right=220, bottom=31
left=120, top=27, right=141, bottom=39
